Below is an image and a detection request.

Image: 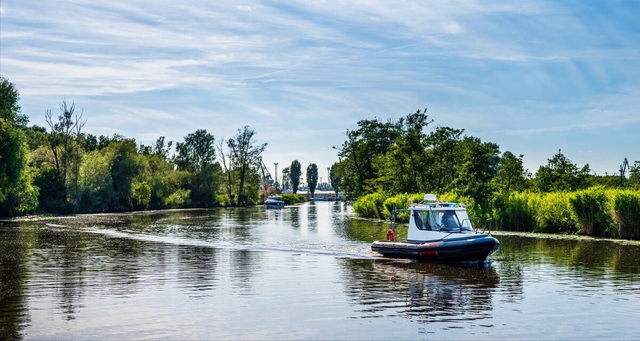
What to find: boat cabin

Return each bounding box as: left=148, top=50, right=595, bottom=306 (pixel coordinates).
left=405, top=195, right=474, bottom=242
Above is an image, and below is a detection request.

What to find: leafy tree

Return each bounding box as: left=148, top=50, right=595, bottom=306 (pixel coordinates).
left=0, top=77, right=37, bottom=216
left=174, top=129, right=215, bottom=172
left=0, top=77, right=28, bottom=127
left=306, top=163, right=319, bottom=197
left=290, top=160, right=302, bottom=194
left=109, top=139, right=149, bottom=210
left=452, top=137, right=500, bottom=205
left=335, top=116, right=403, bottom=199
left=329, top=163, right=340, bottom=195
left=535, top=150, right=590, bottom=192
left=227, top=126, right=267, bottom=206
left=44, top=99, right=86, bottom=208
left=427, top=126, right=464, bottom=194
left=493, top=151, right=529, bottom=193
left=281, top=166, right=292, bottom=190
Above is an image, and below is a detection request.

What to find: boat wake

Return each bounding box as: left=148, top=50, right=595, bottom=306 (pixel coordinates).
left=81, top=227, right=378, bottom=260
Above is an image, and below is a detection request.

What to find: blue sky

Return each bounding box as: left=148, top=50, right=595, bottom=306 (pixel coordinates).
left=2, top=0, right=639, bottom=181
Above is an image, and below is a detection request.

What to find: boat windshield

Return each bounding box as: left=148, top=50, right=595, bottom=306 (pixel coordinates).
left=413, top=210, right=472, bottom=231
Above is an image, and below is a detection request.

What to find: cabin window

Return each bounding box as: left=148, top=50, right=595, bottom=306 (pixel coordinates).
left=413, top=211, right=432, bottom=230
left=432, top=210, right=472, bottom=231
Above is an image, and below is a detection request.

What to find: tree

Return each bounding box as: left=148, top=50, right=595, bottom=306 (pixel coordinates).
left=535, top=150, right=590, bottom=192
left=0, top=77, right=38, bottom=216
left=329, top=163, right=340, bottom=195
left=451, top=137, right=500, bottom=205
left=227, top=126, right=267, bottom=206
left=174, top=129, right=215, bottom=172
left=493, top=151, right=529, bottom=193
left=0, top=77, right=28, bottom=127
left=306, top=163, right=319, bottom=197
left=281, top=166, right=292, bottom=190
left=290, top=160, right=302, bottom=194
left=44, top=99, right=86, bottom=208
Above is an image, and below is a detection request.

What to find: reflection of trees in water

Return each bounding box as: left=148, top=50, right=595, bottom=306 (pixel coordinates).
left=0, top=224, right=33, bottom=341
left=229, top=250, right=261, bottom=295
left=339, top=259, right=499, bottom=323
left=177, top=246, right=218, bottom=296
left=495, top=235, right=640, bottom=279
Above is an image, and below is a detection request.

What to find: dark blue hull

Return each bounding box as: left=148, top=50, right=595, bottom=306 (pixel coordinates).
left=371, top=235, right=500, bottom=262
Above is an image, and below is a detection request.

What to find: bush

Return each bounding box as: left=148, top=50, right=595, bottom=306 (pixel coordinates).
left=164, top=188, right=191, bottom=209
left=353, top=192, right=388, bottom=219
left=612, top=191, right=640, bottom=240
left=535, top=192, right=578, bottom=233
left=569, top=187, right=614, bottom=237
left=216, top=194, right=231, bottom=207
left=279, top=193, right=306, bottom=205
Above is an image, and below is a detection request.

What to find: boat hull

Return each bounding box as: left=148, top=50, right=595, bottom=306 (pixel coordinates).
left=371, top=235, right=500, bottom=262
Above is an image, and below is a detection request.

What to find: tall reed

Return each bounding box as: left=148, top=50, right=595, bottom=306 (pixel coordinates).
left=569, top=187, right=614, bottom=237
left=492, top=192, right=538, bottom=232
left=612, top=191, right=640, bottom=240
left=535, top=192, right=578, bottom=233
left=352, top=192, right=388, bottom=220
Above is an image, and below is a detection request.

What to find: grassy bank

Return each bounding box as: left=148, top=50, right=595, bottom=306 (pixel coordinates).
left=353, top=188, right=640, bottom=240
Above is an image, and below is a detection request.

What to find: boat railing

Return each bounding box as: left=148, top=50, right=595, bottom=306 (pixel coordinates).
left=482, top=218, right=494, bottom=233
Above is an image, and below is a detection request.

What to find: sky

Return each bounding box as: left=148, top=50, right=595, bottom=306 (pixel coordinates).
left=1, top=0, right=640, bottom=182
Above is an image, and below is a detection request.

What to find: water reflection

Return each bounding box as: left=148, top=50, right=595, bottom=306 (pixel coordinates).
left=1, top=204, right=640, bottom=339
left=340, top=259, right=499, bottom=323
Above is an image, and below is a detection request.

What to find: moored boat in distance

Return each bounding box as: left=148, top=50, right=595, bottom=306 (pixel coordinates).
left=371, top=194, right=500, bottom=262
left=264, top=196, right=285, bottom=209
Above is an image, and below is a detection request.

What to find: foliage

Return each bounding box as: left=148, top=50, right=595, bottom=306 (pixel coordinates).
left=0, top=77, right=37, bottom=216
left=493, top=151, right=529, bottom=193
left=225, top=126, right=267, bottom=206
left=535, top=150, right=591, bottom=192
left=569, top=187, right=614, bottom=237
left=612, top=191, right=640, bottom=239
left=164, top=189, right=191, bottom=209
left=290, top=160, right=302, bottom=194
left=279, top=193, right=306, bottom=205
left=535, top=192, right=578, bottom=233
left=329, top=163, right=340, bottom=194
left=491, top=192, right=539, bottom=232
left=352, top=192, right=389, bottom=220
left=306, top=163, right=318, bottom=197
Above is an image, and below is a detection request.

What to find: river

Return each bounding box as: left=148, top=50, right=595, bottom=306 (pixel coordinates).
left=1, top=201, right=639, bottom=340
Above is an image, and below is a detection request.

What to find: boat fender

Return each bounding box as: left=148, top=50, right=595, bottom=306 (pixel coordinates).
left=386, top=229, right=395, bottom=241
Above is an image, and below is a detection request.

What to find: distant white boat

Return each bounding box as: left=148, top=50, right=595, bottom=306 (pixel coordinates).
left=308, top=195, right=326, bottom=201
left=264, top=196, right=285, bottom=209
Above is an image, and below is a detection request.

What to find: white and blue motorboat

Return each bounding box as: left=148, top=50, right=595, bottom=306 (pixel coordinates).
left=264, top=196, right=285, bottom=209
left=371, top=194, right=500, bottom=262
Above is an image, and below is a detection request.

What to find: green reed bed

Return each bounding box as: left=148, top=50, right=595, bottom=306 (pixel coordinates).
left=353, top=188, right=640, bottom=241
left=612, top=190, right=640, bottom=240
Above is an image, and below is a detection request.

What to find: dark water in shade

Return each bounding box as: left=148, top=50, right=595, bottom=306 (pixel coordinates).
left=1, top=202, right=639, bottom=340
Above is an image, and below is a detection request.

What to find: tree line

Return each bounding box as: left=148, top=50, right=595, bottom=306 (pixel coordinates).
left=330, top=108, right=640, bottom=204
left=0, top=76, right=273, bottom=217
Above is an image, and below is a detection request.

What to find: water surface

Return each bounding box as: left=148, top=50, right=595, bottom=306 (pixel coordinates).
left=1, top=202, right=639, bottom=340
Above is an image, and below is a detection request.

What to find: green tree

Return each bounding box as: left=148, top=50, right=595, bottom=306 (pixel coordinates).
left=227, top=126, right=267, bottom=206
left=290, top=160, right=302, bottom=194
left=452, top=137, right=500, bottom=205
left=306, top=163, right=318, bottom=197
left=535, top=150, right=590, bottom=192
left=493, top=151, right=529, bottom=193
left=281, top=166, right=292, bottom=191
left=329, top=162, right=340, bottom=195
left=174, top=129, right=215, bottom=172
left=0, top=77, right=38, bottom=216
left=44, top=99, right=86, bottom=209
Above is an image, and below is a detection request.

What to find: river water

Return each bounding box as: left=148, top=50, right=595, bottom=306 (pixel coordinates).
left=1, top=201, right=639, bottom=340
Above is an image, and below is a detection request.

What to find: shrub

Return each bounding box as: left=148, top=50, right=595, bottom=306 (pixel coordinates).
left=216, top=194, right=231, bottom=207
left=612, top=191, right=640, bottom=239
left=164, top=188, right=191, bottom=209
left=569, top=187, right=614, bottom=237
left=353, top=192, right=388, bottom=219
left=279, top=193, right=306, bottom=205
